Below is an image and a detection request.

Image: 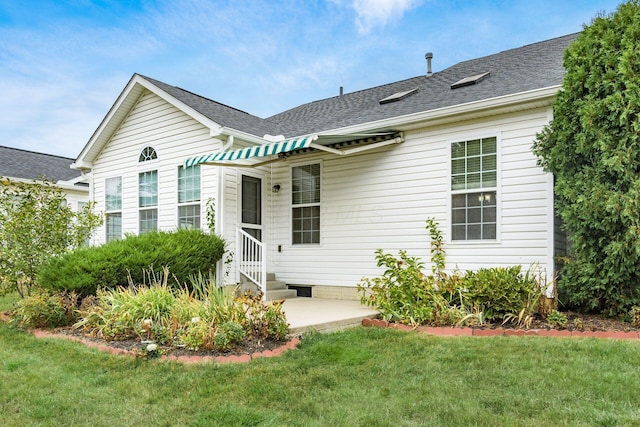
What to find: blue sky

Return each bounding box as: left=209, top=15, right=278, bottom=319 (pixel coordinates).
left=0, top=0, right=623, bottom=158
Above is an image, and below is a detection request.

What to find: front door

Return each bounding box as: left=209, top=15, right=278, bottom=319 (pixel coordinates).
left=241, top=174, right=262, bottom=241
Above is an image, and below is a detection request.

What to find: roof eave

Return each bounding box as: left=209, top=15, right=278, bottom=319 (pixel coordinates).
left=74, top=74, right=226, bottom=169
left=0, top=176, right=89, bottom=193
left=222, top=127, right=271, bottom=146
left=313, top=85, right=561, bottom=136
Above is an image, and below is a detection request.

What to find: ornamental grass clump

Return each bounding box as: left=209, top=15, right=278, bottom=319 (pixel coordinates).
left=73, top=266, right=289, bottom=351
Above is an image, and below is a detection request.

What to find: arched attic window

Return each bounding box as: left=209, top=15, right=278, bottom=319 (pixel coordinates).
left=139, top=146, right=158, bottom=162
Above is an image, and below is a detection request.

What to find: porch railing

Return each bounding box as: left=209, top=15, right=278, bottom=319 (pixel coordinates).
left=236, top=228, right=267, bottom=299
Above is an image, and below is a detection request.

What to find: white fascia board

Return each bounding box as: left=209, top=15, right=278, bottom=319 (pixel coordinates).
left=70, top=160, right=93, bottom=171
left=74, top=75, right=144, bottom=168
left=60, top=174, right=90, bottom=186
left=220, top=127, right=270, bottom=146
left=55, top=182, right=90, bottom=193
left=314, top=86, right=561, bottom=136
left=74, top=74, right=226, bottom=169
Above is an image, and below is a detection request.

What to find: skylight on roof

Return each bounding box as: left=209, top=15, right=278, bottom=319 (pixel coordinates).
left=379, top=87, right=419, bottom=104
left=451, top=72, right=491, bottom=89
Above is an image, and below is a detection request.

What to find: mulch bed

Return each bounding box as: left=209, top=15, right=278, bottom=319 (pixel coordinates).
left=364, top=311, right=640, bottom=339
left=484, top=311, right=640, bottom=332
left=29, top=326, right=301, bottom=364
left=1, top=311, right=299, bottom=364
left=54, top=326, right=291, bottom=358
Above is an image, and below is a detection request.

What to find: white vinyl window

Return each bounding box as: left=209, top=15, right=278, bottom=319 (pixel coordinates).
left=177, top=165, right=201, bottom=229
left=451, top=137, right=497, bottom=241
left=105, top=177, right=122, bottom=242
left=292, top=163, right=321, bottom=245
left=139, top=170, right=158, bottom=234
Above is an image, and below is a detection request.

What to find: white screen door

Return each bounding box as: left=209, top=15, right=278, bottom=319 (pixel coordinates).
left=241, top=174, right=262, bottom=241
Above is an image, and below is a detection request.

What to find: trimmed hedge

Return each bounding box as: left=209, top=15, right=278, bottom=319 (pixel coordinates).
left=38, top=229, right=226, bottom=296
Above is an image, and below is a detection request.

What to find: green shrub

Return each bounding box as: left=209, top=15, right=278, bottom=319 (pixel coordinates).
left=462, top=266, right=543, bottom=323
left=358, top=249, right=438, bottom=325
left=38, top=229, right=226, bottom=296
left=239, top=293, right=290, bottom=340
left=264, top=302, right=289, bottom=340
left=547, top=310, right=568, bottom=329
left=358, top=218, right=548, bottom=326
left=11, top=289, right=79, bottom=328
left=213, top=321, right=246, bottom=351
left=178, top=318, right=213, bottom=351
left=0, top=178, right=102, bottom=298
left=533, top=2, right=640, bottom=315
left=629, top=306, right=640, bottom=328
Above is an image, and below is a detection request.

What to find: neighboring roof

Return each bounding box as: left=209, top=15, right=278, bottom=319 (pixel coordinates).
left=0, top=145, right=81, bottom=182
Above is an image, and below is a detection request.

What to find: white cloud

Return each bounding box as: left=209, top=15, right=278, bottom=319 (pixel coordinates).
left=351, top=0, right=422, bottom=34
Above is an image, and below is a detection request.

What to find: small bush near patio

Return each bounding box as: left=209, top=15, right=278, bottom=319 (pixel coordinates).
left=38, top=229, right=226, bottom=296
left=357, top=248, right=465, bottom=326
left=358, top=218, right=546, bottom=327
left=463, top=265, right=543, bottom=323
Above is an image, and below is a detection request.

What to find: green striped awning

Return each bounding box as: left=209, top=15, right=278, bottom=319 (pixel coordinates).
left=184, top=137, right=315, bottom=167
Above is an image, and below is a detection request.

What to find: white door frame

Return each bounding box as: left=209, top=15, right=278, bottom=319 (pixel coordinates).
left=237, top=169, right=266, bottom=243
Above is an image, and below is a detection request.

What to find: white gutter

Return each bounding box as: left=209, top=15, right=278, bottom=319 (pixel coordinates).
left=220, top=134, right=234, bottom=151
left=70, top=159, right=93, bottom=171
left=314, top=85, right=561, bottom=136
left=1, top=176, right=89, bottom=193
left=219, top=127, right=271, bottom=146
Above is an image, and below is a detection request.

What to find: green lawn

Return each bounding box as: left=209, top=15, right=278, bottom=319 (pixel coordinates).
left=2, top=315, right=640, bottom=427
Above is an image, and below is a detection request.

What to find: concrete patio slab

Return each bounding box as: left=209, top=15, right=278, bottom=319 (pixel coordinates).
left=282, top=298, right=379, bottom=334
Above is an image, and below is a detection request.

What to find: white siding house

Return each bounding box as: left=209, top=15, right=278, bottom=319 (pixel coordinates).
left=72, top=33, right=575, bottom=300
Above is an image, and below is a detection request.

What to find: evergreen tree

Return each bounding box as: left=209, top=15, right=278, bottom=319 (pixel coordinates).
left=534, top=1, right=640, bottom=315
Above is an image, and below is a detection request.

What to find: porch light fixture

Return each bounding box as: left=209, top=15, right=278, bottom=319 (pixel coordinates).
left=272, top=184, right=281, bottom=193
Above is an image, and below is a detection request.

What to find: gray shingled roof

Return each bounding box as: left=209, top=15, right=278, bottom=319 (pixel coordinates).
left=137, top=33, right=577, bottom=139
left=0, top=145, right=81, bottom=182
left=140, top=75, right=280, bottom=137
left=267, top=33, right=578, bottom=136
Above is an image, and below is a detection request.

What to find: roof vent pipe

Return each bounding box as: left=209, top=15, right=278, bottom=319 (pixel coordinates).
left=340, top=86, right=344, bottom=97
left=425, top=52, right=433, bottom=76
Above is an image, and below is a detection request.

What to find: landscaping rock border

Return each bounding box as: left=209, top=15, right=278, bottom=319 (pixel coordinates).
left=362, top=318, right=640, bottom=339
left=31, top=329, right=301, bottom=364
